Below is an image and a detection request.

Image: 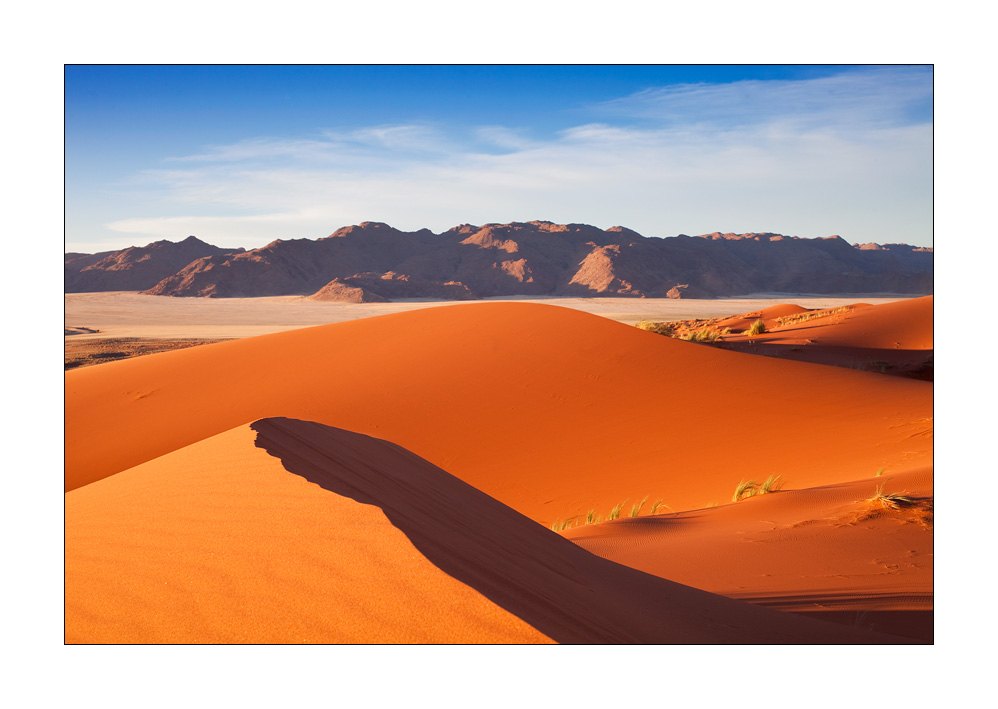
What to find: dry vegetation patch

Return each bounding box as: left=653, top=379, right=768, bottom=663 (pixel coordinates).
left=551, top=494, right=675, bottom=531
left=65, top=337, right=233, bottom=370
left=846, top=485, right=934, bottom=528
left=774, top=306, right=850, bottom=328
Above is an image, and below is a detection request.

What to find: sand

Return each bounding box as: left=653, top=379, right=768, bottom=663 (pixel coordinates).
left=65, top=298, right=932, bottom=643
left=66, top=417, right=911, bottom=643
left=564, top=467, right=933, bottom=641
left=65, top=302, right=932, bottom=516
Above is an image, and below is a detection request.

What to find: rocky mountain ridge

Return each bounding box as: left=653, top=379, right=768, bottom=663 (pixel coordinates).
left=65, top=235, right=244, bottom=293
left=66, top=221, right=933, bottom=299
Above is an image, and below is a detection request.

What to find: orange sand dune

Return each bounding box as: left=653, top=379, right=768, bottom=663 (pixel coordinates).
left=66, top=417, right=911, bottom=643
left=564, top=468, right=932, bottom=641
left=718, top=296, right=933, bottom=378
left=66, top=302, right=932, bottom=524
left=746, top=296, right=932, bottom=349
left=714, top=303, right=809, bottom=332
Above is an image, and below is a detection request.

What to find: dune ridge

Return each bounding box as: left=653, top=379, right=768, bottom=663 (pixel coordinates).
left=66, top=417, right=912, bottom=643
left=645, top=296, right=933, bottom=379
left=564, top=468, right=932, bottom=630
left=66, top=302, right=932, bottom=525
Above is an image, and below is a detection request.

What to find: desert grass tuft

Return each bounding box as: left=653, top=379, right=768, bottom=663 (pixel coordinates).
left=875, top=467, right=885, bottom=477
left=629, top=495, right=648, bottom=517
left=607, top=499, right=627, bottom=520
left=867, top=484, right=914, bottom=510
left=759, top=474, right=784, bottom=494
left=732, top=479, right=760, bottom=502
left=649, top=498, right=669, bottom=515
left=636, top=321, right=673, bottom=336
left=585, top=509, right=602, bottom=525
left=745, top=319, right=767, bottom=336
left=551, top=515, right=580, bottom=532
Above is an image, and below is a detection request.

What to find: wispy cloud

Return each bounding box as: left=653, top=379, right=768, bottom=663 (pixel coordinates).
left=104, top=67, right=932, bottom=250
left=595, top=66, right=933, bottom=131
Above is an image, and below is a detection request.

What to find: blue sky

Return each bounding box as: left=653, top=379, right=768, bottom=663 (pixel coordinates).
left=65, top=65, right=933, bottom=252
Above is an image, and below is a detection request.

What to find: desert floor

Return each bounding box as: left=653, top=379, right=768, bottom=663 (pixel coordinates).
left=65, top=293, right=932, bottom=644
left=65, top=291, right=914, bottom=339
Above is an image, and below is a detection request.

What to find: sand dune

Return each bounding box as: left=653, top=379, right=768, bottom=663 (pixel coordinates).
left=66, top=417, right=910, bottom=643
left=564, top=467, right=932, bottom=640
left=716, top=296, right=933, bottom=378
left=66, top=302, right=932, bottom=526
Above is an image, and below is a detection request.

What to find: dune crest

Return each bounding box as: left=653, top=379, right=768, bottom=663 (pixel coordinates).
left=66, top=417, right=911, bottom=643
left=643, top=296, right=933, bottom=379
left=66, top=302, right=932, bottom=526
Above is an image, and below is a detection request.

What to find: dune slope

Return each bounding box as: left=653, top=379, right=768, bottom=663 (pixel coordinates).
left=717, top=296, right=933, bottom=378
left=66, top=302, right=932, bottom=524
left=564, top=468, right=932, bottom=639
left=66, top=417, right=908, bottom=643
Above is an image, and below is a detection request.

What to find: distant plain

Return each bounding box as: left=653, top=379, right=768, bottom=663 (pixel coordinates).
left=65, top=291, right=915, bottom=340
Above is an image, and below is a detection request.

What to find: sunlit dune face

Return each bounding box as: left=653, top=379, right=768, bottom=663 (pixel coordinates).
left=65, top=301, right=932, bottom=524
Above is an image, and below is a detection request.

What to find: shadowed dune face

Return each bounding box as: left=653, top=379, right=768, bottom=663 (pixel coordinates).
left=66, top=417, right=911, bottom=643
left=65, top=302, right=932, bottom=525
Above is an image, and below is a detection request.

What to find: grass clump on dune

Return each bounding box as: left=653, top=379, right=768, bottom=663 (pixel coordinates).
left=732, top=479, right=760, bottom=502
left=636, top=321, right=673, bottom=336
left=759, top=474, right=784, bottom=494
left=629, top=495, right=648, bottom=517
left=550, top=516, right=580, bottom=532
left=557, top=494, right=670, bottom=529
left=745, top=319, right=767, bottom=336
left=607, top=500, right=627, bottom=520
left=734, top=475, right=785, bottom=501
left=866, top=484, right=914, bottom=510
left=683, top=328, right=722, bottom=342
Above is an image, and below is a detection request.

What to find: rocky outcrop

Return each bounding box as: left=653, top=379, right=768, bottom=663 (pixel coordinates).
left=308, top=279, right=390, bottom=303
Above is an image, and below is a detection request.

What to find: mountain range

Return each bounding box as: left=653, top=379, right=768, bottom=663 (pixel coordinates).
left=65, top=221, right=933, bottom=300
